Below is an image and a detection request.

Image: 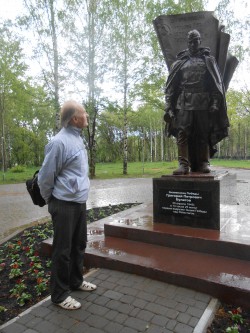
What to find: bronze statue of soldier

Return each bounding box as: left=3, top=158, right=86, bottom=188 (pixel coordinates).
left=164, top=30, right=229, bottom=175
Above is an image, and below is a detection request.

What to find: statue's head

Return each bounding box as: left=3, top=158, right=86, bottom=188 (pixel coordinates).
left=187, top=30, right=201, bottom=55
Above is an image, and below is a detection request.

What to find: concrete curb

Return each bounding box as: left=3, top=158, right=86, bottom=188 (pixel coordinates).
left=193, top=298, right=220, bottom=333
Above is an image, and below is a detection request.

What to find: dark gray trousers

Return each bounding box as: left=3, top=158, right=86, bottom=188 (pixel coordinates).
left=48, top=197, right=87, bottom=303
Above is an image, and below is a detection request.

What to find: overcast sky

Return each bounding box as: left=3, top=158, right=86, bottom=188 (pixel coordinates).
left=1, top=0, right=249, bottom=20
left=0, top=0, right=249, bottom=90
left=0, top=0, right=24, bottom=19
left=0, top=0, right=223, bottom=20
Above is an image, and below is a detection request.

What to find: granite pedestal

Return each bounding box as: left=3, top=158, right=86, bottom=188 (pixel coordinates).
left=153, top=170, right=236, bottom=230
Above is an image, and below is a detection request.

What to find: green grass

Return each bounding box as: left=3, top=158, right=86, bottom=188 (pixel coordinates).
left=0, top=159, right=250, bottom=185
left=210, top=159, right=250, bottom=169
left=95, top=161, right=177, bottom=179
left=0, top=166, right=39, bottom=185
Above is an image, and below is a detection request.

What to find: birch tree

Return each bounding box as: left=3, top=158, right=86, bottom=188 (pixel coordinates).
left=22, top=0, right=66, bottom=132
left=63, top=0, right=111, bottom=178
left=107, top=0, right=146, bottom=174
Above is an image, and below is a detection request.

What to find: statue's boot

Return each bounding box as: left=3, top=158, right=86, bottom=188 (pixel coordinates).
left=199, top=144, right=211, bottom=173
left=173, top=144, right=189, bottom=175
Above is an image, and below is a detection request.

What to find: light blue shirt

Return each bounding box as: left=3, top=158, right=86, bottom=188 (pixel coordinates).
left=38, top=126, right=90, bottom=204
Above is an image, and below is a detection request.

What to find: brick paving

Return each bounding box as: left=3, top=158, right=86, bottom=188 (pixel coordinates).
left=0, top=268, right=213, bottom=333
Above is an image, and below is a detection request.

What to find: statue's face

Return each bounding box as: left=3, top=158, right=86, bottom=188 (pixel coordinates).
left=188, top=37, right=201, bottom=55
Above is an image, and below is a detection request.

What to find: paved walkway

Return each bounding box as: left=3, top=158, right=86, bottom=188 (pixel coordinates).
left=0, top=268, right=216, bottom=333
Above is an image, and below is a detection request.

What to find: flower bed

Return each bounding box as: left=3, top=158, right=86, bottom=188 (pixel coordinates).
left=0, top=204, right=138, bottom=325
left=207, top=304, right=250, bottom=332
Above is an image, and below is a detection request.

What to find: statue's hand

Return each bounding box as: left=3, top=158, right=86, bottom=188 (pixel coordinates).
left=164, top=108, right=175, bottom=122
left=209, top=105, right=219, bottom=113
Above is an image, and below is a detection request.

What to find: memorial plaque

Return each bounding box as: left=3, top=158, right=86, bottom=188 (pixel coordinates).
left=153, top=174, right=221, bottom=230
left=159, top=189, right=211, bottom=219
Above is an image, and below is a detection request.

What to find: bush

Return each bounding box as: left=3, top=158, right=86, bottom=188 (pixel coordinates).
left=10, top=166, right=26, bottom=173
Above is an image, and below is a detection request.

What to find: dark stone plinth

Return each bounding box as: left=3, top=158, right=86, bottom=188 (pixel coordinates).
left=153, top=171, right=236, bottom=230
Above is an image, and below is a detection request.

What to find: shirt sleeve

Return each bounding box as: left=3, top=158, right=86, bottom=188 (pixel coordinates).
left=38, top=139, right=64, bottom=203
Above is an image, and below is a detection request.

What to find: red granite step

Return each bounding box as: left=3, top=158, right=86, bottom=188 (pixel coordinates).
left=104, top=219, right=250, bottom=261
left=84, top=235, right=250, bottom=309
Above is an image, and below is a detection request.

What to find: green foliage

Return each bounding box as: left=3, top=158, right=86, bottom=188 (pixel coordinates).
left=226, top=307, right=245, bottom=332
left=16, top=293, right=32, bottom=307
left=0, top=22, right=54, bottom=171
left=0, top=0, right=250, bottom=172
left=10, top=166, right=26, bottom=173
left=10, top=280, right=27, bottom=297
left=0, top=306, right=7, bottom=313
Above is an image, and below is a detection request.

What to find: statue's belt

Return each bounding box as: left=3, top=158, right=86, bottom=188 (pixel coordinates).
left=179, top=88, right=209, bottom=93
left=179, top=91, right=210, bottom=111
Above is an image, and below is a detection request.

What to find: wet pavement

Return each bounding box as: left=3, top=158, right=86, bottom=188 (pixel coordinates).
left=1, top=167, right=250, bottom=242
left=0, top=178, right=152, bottom=242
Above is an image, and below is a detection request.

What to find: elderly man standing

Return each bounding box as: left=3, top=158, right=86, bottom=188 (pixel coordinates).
left=164, top=29, right=229, bottom=175
left=38, top=100, right=96, bottom=310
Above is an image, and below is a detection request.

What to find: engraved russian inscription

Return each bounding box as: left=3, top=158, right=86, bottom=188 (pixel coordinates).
left=159, top=189, right=211, bottom=219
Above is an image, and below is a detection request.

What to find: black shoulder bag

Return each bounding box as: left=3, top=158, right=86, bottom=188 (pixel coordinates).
left=26, top=170, right=46, bottom=207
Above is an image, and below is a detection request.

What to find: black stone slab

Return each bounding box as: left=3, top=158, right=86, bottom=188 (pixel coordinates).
left=153, top=171, right=236, bottom=230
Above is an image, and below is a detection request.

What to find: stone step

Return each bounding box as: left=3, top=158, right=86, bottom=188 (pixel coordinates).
left=104, top=217, right=250, bottom=261
left=84, top=235, right=250, bottom=309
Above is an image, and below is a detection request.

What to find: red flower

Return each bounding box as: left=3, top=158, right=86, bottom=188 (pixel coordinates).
left=17, top=241, right=22, bottom=245
left=232, top=308, right=242, bottom=315
left=37, top=277, right=43, bottom=284
left=29, top=262, right=34, bottom=267
left=34, top=251, right=39, bottom=257
left=11, top=263, right=19, bottom=269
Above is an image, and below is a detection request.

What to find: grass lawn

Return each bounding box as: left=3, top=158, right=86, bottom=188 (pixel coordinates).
left=0, top=159, right=250, bottom=185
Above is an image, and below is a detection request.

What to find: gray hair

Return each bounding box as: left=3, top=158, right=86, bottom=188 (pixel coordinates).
left=60, top=100, right=82, bottom=128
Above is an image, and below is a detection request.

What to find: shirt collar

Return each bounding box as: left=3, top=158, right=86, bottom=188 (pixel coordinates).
left=65, top=125, right=82, bottom=136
